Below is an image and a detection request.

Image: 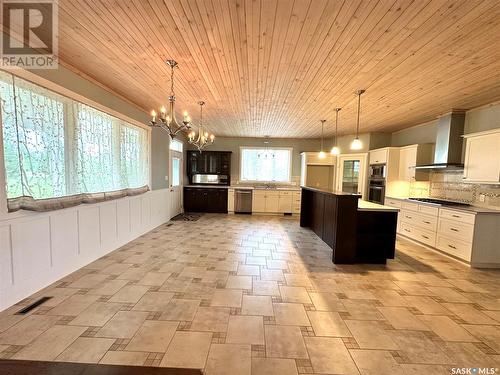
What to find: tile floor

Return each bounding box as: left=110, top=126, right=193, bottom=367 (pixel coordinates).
left=0, top=214, right=499, bottom=374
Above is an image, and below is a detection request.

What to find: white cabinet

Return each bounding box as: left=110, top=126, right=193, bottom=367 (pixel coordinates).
left=228, top=189, right=235, bottom=213
left=369, top=148, right=388, bottom=164
left=463, top=129, right=500, bottom=184
left=398, top=144, right=433, bottom=181
left=252, top=191, right=267, bottom=212
left=252, top=190, right=300, bottom=214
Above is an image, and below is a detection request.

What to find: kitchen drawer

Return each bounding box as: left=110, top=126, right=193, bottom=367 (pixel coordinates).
left=279, top=191, right=292, bottom=196
left=401, top=201, right=419, bottom=212
left=418, top=204, right=439, bottom=217
left=253, top=190, right=266, bottom=197
left=385, top=198, right=402, bottom=208
left=436, top=234, right=472, bottom=262
left=292, top=204, right=301, bottom=214
left=438, top=218, right=474, bottom=243
left=439, top=208, right=475, bottom=225
left=266, top=191, right=280, bottom=197
left=400, top=222, right=436, bottom=247
left=400, top=210, right=438, bottom=232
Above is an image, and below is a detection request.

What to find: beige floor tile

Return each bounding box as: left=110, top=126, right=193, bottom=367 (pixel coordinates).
left=309, top=292, right=347, bottom=312
left=274, top=303, right=310, bottom=326
left=253, top=280, right=280, bottom=296
left=307, top=311, right=351, bottom=337
left=266, top=260, right=288, bottom=270
left=426, top=287, right=471, bottom=303
left=441, top=303, right=498, bottom=324
left=284, top=274, right=312, bottom=287
left=211, top=289, right=243, bottom=308
left=251, top=358, right=298, bottom=375
left=400, top=364, right=450, bottom=375
left=226, top=275, right=252, bottom=290
left=68, top=273, right=109, bottom=289
left=390, top=331, right=453, bottom=364
left=226, top=315, right=264, bottom=345
left=161, top=331, right=212, bottom=369
left=343, top=289, right=376, bottom=300
left=377, top=307, right=430, bottom=331
left=482, top=309, right=500, bottom=323
left=97, top=311, right=148, bottom=339
left=69, top=302, right=122, bottom=326
left=132, top=291, right=174, bottom=312
left=462, top=324, right=500, bottom=352
left=13, top=325, right=87, bottom=361
left=87, top=279, right=129, bottom=295
left=159, top=299, right=200, bottom=321
left=443, top=342, right=500, bottom=367
left=47, top=294, right=99, bottom=316
left=190, top=306, right=230, bottom=332
left=260, top=269, right=284, bottom=282
left=350, top=349, right=404, bottom=375
left=403, top=296, right=451, bottom=315
left=418, top=315, right=479, bottom=342
left=241, top=295, right=274, bottom=316
left=342, top=300, right=386, bottom=320
left=371, top=290, right=409, bottom=307
left=265, top=325, right=308, bottom=359
left=344, top=320, right=399, bottom=350
left=205, top=343, right=251, bottom=375
left=246, top=256, right=267, bottom=266
left=305, top=337, right=359, bottom=374
left=0, top=315, right=60, bottom=345
left=108, top=285, right=149, bottom=304
left=99, top=350, right=149, bottom=366
left=237, top=265, right=260, bottom=276
left=137, top=272, right=171, bottom=286
left=55, top=337, right=115, bottom=363
left=279, top=286, right=312, bottom=304
left=126, top=320, right=178, bottom=352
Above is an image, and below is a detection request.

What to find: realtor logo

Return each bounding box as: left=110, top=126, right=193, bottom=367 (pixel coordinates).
left=1, top=0, right=58, bottom=69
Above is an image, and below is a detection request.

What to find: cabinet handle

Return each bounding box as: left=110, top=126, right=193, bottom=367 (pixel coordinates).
left=405, top=215, right=412, bottom=219
left=404, top=229, right=410, bottom=233
left=448, top=244, right=457, bottom=249
left=450, top=228, right=459, bottom=232
left=423, top=220, right=431, bottom=224
left=452, top=214, right=460, bottom=218
left=421, top=235, right=429, bottom=239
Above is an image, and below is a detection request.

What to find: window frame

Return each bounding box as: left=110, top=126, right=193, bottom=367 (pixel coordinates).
left=239, top=146, right=293, bottom=184
left=0, top=69, right=152, bottom=219
left=169, top=139, right=183, bottom=152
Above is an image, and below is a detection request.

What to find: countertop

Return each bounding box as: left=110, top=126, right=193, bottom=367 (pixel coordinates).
left=185, top=185, right=301, bottom=191
left=300, top=186, right=361, bottom=196
left=358, top=200, right=399, bottom=212
left=386, top=196, right=500, bottom=215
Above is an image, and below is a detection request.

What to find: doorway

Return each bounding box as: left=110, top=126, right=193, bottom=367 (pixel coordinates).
left=336, top=153, right=368, bottom=199
left=169, top=140, right=183, bottom=218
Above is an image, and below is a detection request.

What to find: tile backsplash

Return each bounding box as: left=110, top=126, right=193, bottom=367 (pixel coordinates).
left=429, top=171, right=500, bottom=209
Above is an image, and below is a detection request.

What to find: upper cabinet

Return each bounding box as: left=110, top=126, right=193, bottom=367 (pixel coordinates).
left=463, top=129, right=500, bottom=184
left=398, top=144, right=434, bottom=181
left=187, top=151, right=232, bottom=175
left=368, top=148, right=388, bottom=164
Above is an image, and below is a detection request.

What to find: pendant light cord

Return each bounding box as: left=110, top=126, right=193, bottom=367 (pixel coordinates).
left=356, top=92, right=361, bottom=138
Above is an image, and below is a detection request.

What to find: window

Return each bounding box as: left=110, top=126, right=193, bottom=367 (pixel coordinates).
left=171, top=157, right=180, bottom=187
left=170, top=139, right=183, bottom=152
left=240, top=147, right=292, bottom=182
left=0, top=71, right=149, bottom=212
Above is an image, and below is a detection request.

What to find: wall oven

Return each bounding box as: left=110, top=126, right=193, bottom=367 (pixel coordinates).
left=368, top=179, right=385, bottom=204
left=369, top=163, right=386, bottom=179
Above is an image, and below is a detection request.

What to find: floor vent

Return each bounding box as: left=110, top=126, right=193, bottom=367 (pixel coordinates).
left=16, top=297, right=52, bottom=315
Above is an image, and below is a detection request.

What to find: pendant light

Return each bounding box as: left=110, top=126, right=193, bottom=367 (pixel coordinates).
left=330, top=108, right=341, bottom=155
left=350, top=89, right=365, bottom=150
left=318, top=119, right=326, bottom=159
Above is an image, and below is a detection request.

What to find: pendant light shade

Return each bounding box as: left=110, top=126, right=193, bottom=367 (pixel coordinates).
left=319, top=119, right=326, bottom=158
left=350, top=89, right=365, bottom=150
left=330, top=108, right=341, bottom=155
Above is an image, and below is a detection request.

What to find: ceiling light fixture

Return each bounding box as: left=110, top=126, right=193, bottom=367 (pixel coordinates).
left=330, top=108, right=341, bottom=155
left=319, top=119, right=326, bottom=159
left=350, top=89, right=365, bottom=150
left=188, top=101, right=215, bottom=151
left=149, top=60, right=191, bottom=139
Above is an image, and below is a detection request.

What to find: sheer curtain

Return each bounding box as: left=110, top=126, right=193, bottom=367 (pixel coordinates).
left=0, top=71, right=150, bottom=212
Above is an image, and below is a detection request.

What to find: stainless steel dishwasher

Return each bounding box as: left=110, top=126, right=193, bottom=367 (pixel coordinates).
left=235, top=189, right=253, bottom=214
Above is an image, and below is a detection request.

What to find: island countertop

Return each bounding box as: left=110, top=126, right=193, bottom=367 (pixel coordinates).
left=358, top=200, right=399, bottom=212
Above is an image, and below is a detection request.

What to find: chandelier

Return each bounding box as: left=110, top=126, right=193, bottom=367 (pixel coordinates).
left=188, top=101, right=215, bottom=151
left=149, top=60, right=191, bottom=139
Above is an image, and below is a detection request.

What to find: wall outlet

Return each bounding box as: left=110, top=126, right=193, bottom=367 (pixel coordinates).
left=165, top=176, right=169, bottom=181
left=479, top=194, right=486, bottom=202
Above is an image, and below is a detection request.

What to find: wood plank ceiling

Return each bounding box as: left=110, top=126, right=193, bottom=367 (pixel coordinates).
left=56, top=0, right=500, bottom=138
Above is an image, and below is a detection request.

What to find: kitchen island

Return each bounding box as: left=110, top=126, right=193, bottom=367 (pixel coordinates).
left=300, top=186, right=399, bottom=264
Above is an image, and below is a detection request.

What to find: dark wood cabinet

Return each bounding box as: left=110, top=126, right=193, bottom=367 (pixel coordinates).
left=187, top=151, right=231, bottom=176
left=184, top=187, right=228, bottom=213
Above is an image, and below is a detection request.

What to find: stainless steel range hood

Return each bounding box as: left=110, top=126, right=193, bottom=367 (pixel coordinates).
left=414, top=111, right=465, bottom=170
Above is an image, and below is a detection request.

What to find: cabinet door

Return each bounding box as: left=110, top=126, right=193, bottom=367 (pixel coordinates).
left=228, top=190, right=235, bottom=212
left=252, top=193, right=266, bottom=212
left=188, top=151, right=200, bottom=174
left=399, top=147, right=417, bottom=181
left=207, top=153, right=220, bottom=174
left=265, top=193, right=280, bottom=213
left=464, top=133, right=500, bottom=183
left=184, top=188, right=196, bottom=212
left=369, top=148, right=387, bottom=164
left=220, top=153, right=230, bottom=174
left=278, top=194, right=292, bottom=213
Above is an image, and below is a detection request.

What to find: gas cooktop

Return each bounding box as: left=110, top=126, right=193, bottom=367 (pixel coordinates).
left=408, top=197, right=470, bottom=207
